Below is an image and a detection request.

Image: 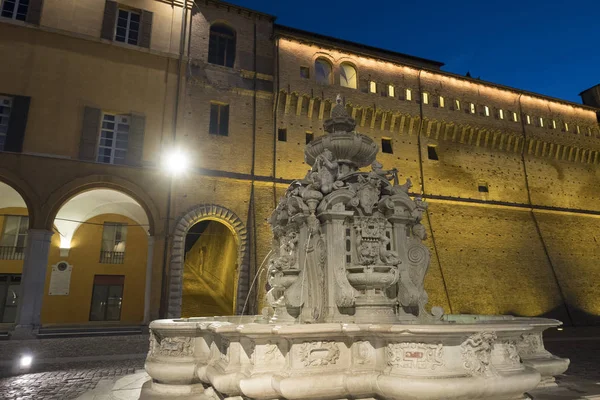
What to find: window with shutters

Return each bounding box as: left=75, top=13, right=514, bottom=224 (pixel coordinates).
left=1, top=0, right=28, bottom=21
left=209, top=103, right=229, bottom=136
left=100, top=223, right=127, bottom=264
left=0, top=215, right=28, bottom=260
left=208, top=24, right=236, bottom=67
left=0, top=96, right=12, bottom=151
left=115, top=8, right=140, bottom=46
left=97, top=113, right=129, bottom=164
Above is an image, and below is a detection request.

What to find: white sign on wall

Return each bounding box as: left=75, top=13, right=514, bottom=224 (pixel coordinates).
left=49, top=262, right=72, bottom=296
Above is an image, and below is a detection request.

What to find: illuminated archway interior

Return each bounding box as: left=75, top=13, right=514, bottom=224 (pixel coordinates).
left=182, top=220, right=238, bottom=317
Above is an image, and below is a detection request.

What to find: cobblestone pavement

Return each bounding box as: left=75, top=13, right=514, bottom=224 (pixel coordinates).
left=0, top=340, right=598, bottom=400
left=0, top=358, right=144, bottom=400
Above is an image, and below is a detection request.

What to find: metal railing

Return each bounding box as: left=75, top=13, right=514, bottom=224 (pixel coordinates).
left=99, top=251, right=125, bottom=264
left=0, top=246, right=25, bottom=260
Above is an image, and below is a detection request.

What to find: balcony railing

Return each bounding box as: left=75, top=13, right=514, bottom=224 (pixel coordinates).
left=0, top=246, right=25, bottom=260
left=99, top=251, right=125, bottom=264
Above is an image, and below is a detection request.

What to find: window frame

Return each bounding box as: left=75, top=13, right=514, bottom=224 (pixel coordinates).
left=454, top=99, right=460, bottom=110
left=498, top=109, right=504, bottom=120
left=369, top=81, right=377, bottom=94
left=0, top=215, right=28, bottom=258
left=470, top=103, right=476, bottom=114
left=209, top=102, right=229, bottom=136
left=0, top=0, right=28, bottom=21
left=387, top=85, right=395, bottom=97
left=0, top=95, right=12, bottom=151
left=89, top=275, right=125, bottom=321
left=439, top=96, right=445, bottom=108
left=422, top=92, right=429, bottom=105
left=484, top=105, right=490, bottom=117
left=314, top=58, right=333, bottom=85
left=97, top=113, right=129, bottom=165
left=405, top=89, right=412, bottom=101
left=100, top=222, right=127, bottom=264
left=114, top=8, right=141, bottom=46
left=381, top=138, right=393, bottom=154
left=339, top=63, right=357, bottom=89
left=208, top=23, right=236, bottom=68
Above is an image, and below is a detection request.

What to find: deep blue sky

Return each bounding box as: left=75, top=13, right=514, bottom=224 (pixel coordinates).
left=227, top=0, right=598, bottom=103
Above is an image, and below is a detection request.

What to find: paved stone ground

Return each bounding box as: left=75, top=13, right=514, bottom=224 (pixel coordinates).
left=0, top=358, right=145, bottom=400
left=0, top=339, right=598, bottom=400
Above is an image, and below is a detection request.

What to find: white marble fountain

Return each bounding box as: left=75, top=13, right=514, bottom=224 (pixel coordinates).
left=141, top=96, right=569, bottom=400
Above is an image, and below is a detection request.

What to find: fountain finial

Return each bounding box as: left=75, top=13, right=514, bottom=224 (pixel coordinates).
left=324, top=94, right=356, bottom=133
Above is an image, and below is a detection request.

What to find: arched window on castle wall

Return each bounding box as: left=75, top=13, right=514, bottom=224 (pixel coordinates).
left=340, top=63, right=357, bottom=89
left=315, top=58, right=332, bottom=85
left=208, top=23, right=236, bottom=67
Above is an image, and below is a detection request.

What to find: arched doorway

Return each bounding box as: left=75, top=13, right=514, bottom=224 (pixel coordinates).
left=181, top=220, right=237, bottom=317
left=43, top=188, right=152, bottom=325
left=0, top=181, right=32, bottom=324
left=167, top=205, right=249, bottom=318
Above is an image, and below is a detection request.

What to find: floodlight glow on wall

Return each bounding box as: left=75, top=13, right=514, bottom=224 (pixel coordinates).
left=19, top=355, right=33, bottom=368
left=163, top=149, right=189, bottom=175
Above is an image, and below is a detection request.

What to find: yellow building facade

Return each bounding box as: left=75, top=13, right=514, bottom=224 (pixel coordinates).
left=0, top=0, right=599, bottom=337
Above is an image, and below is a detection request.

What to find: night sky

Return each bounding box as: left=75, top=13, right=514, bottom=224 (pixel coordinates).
left=226, top=0, right=599, bottom=104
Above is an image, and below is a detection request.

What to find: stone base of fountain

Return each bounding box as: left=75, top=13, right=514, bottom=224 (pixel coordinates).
left=141, top=315, right=568, bottom=400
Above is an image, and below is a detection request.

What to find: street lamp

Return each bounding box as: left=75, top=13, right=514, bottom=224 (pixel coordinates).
left=162, top=148, right=189, bottom=176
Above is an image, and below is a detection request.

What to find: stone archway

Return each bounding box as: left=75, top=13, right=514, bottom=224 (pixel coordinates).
left=167, top=205, right=249, bottom=318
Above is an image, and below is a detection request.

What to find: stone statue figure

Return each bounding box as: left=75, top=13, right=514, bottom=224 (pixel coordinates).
left=312, top=149, right=339, bottom=194
left=371, top=160, right=399, bottom=185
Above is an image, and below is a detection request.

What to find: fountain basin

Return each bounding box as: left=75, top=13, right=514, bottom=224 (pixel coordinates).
left=144, top=315, right=568, bottom=400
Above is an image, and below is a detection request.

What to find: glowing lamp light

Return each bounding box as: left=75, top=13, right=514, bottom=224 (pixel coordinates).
left=163, top=149, right=189, bottom=175
left=20, top=355, right=33, bottom=368
left=556, top=328, right=563, bottom=331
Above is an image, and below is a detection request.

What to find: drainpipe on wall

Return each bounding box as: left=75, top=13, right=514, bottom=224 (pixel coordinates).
left=159, top=0, right=188, bottom=319
left=272, top=36, right=280, bottom=208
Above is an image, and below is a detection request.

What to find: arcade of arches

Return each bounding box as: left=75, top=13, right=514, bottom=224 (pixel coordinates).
left=0, top=176, right=245, bottom=334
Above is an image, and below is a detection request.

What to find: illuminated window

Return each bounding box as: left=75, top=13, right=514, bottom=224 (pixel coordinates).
left=208, top=24, right=236, bottom=67
left=539, top=117, right=544, bottom=127
left=484, top=106, right=490, bottom=117
left=526, top=115, right=531, bottom=125
left=552, top=120, right=557, bottom=129
left=369, top=81, right=377, bottom=94
left=576, top=125, right=581, bottom=134
left=209, top=102, right=229, bottom=136
left=277, top=128, right=287, bottom=142
left=1, top=0, right=29, bottom=21
left=422, top=92, right=429, bottom=105
left=97, top=113, right=129, bottom=164
left=470, top=103, right=476, bottom=114
left=454, top=99, right=460, bottom=110
left=100, top=223, right=127, bottom=264
left=388, top=85, right=395, bottom=97
left=305, top=131, right=313, bottom=144
left=0, top=215, right=28, bottom=258
left=0, top=96, right=12, bottom=151
left=300, top=66, right=310, bottom=79
left=340, top=63, right=357, bottom=89
left=439, top=96, right=445, bottom=108
left=512, top=112, right=518, bottom=122
left=381, top=138, right=393, bottom=154
left=315, top=58, right=332, bottom=85
left=405, top=89, right=412, bottom=101
left=498, top=109, right=504, bottom=120
left=564, top=122, right=569, bottom=132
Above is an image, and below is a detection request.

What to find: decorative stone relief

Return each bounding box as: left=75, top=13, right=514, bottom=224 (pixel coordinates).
left=503, top=340, right=521, bottom=365
left=386, top=343, right=444, bottom=370
left=461, top=332, right=498, bottom=376
left=354, top=341, right=373, bottom=365
left=149, top=334, right=193, bottom=358
left=517, top=333, right=550, bottom=357
left=220, top=338, right=230, bottom=362
left=298, top=341, right=340, bottom=367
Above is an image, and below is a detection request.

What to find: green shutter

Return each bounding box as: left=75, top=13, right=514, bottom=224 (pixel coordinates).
left=4, top=96, right=30, bottom=153
left=26, top=0, right=44, bottom=25
left=139, top=10, right=153, bottom=48
left=79, top=107, right=101, bottom=161
left=126, top=113, right=145, bottom=166
left=101, top=1, right=118, bottom=41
